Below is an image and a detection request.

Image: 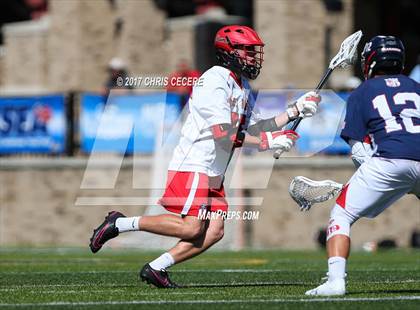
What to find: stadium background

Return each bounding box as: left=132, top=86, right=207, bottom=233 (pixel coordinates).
left=0, top=0, right=419, bottom=250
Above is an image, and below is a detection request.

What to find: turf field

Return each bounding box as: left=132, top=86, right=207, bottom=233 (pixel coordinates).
left=0, top=248, right=419, bottom=309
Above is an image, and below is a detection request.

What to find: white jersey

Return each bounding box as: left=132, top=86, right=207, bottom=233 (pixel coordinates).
left=168, top=66, right=260, bottom=177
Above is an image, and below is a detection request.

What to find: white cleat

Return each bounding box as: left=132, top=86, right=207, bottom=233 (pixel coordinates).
left=305, top=278, right=346, bottom=296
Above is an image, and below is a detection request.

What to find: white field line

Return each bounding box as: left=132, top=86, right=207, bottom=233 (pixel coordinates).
left=0, top=296, right=419, bottom=307
left=0, top=282, right=300, bottom=292
left=174, top=268, right=420, bottom=272
left=1, top=279, right=419, bottom=292
left=0, top=289, right=220, bottom=296
left=1, top=268, right=419, bottom=275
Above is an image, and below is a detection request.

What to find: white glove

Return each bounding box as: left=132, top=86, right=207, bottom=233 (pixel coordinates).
left=349, top=138, right=376, bottom=168
left=259, top=130, right=300, bottom=152
left=287, top=91, right=321, bottom=119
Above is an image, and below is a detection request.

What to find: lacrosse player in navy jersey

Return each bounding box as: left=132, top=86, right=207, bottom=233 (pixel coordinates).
left=306, top=36, right=420, bottom=296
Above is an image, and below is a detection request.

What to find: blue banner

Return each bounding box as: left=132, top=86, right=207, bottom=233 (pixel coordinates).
left=80, top=92, right=181, bottom=154
left=0, top=95, right=66, bottom=154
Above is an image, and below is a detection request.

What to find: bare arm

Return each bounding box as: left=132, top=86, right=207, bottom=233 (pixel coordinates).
left=274, top=111, right=293, bottom=129
left=242, top=133, right=261, bottom=147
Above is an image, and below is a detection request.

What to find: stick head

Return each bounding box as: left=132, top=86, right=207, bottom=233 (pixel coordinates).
left=289, top=176, right=344, bottom=211
left=329, top=30, right=363, bottom=70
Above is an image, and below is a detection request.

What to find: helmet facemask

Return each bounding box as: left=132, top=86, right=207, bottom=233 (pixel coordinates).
left=232, top=45, right=264, bottom=80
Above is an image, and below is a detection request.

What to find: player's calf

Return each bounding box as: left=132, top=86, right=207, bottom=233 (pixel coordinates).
left=204, top=220, right=224, bottom=245
left=210, top=226, right=224, bottom=244
left=325, top=206, right=354, bottom=279
left=306, top=205, right=356, bottom=296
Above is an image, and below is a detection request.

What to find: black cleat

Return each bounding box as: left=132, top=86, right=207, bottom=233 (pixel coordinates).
left=89, top=211, right=125, bottom=253
left=139, top=263, right=181, bottom=288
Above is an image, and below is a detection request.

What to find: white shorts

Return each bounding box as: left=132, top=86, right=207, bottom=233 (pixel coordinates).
left=335, top=157, right=420, bottom=219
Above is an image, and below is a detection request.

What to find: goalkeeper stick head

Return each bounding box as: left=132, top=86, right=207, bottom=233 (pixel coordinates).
left=329, top=30, right=363, bottom=70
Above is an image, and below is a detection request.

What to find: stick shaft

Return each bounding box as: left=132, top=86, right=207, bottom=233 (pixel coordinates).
left=273, top=68, right=334, bottom=159
left=315, top=67, right=334, bottom=91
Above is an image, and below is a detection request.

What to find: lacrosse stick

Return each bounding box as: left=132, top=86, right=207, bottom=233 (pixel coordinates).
left=273, top=30, right=363, bottom=159
left=289, top=176, right=344, bottom=211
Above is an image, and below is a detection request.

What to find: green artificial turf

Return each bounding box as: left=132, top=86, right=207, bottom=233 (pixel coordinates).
left=0, top=248, right=419, bottom=309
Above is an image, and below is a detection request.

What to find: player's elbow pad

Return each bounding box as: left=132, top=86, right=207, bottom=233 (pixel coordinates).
left=211, top=124, right=245, bottom=151
left=247, top=117, right=280, bottom=136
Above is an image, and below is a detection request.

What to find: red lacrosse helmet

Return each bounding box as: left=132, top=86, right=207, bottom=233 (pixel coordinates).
left=214, top=25, right=264, bottom=80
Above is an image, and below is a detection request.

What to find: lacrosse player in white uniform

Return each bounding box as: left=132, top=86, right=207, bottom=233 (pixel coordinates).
left=90, top=25, right=321, bottom=288
left=306, top=36, right=420, bottom=296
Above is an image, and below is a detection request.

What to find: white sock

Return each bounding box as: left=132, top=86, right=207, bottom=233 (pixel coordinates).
left=115, top=216, right=140, bottom=233
left=149, top=252, right=175, bottom=270
left=328, top=256, right=346, bottom=281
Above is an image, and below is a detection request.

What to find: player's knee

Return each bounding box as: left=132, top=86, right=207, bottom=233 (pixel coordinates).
left=326, top=205, right=357, bottom=241
left=210, top=226, right=224, bottom=243
left=182, top=221, right=205, bottom=240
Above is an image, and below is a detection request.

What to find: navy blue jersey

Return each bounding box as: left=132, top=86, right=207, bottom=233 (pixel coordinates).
left=341, top=74, right=420, bottom=161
